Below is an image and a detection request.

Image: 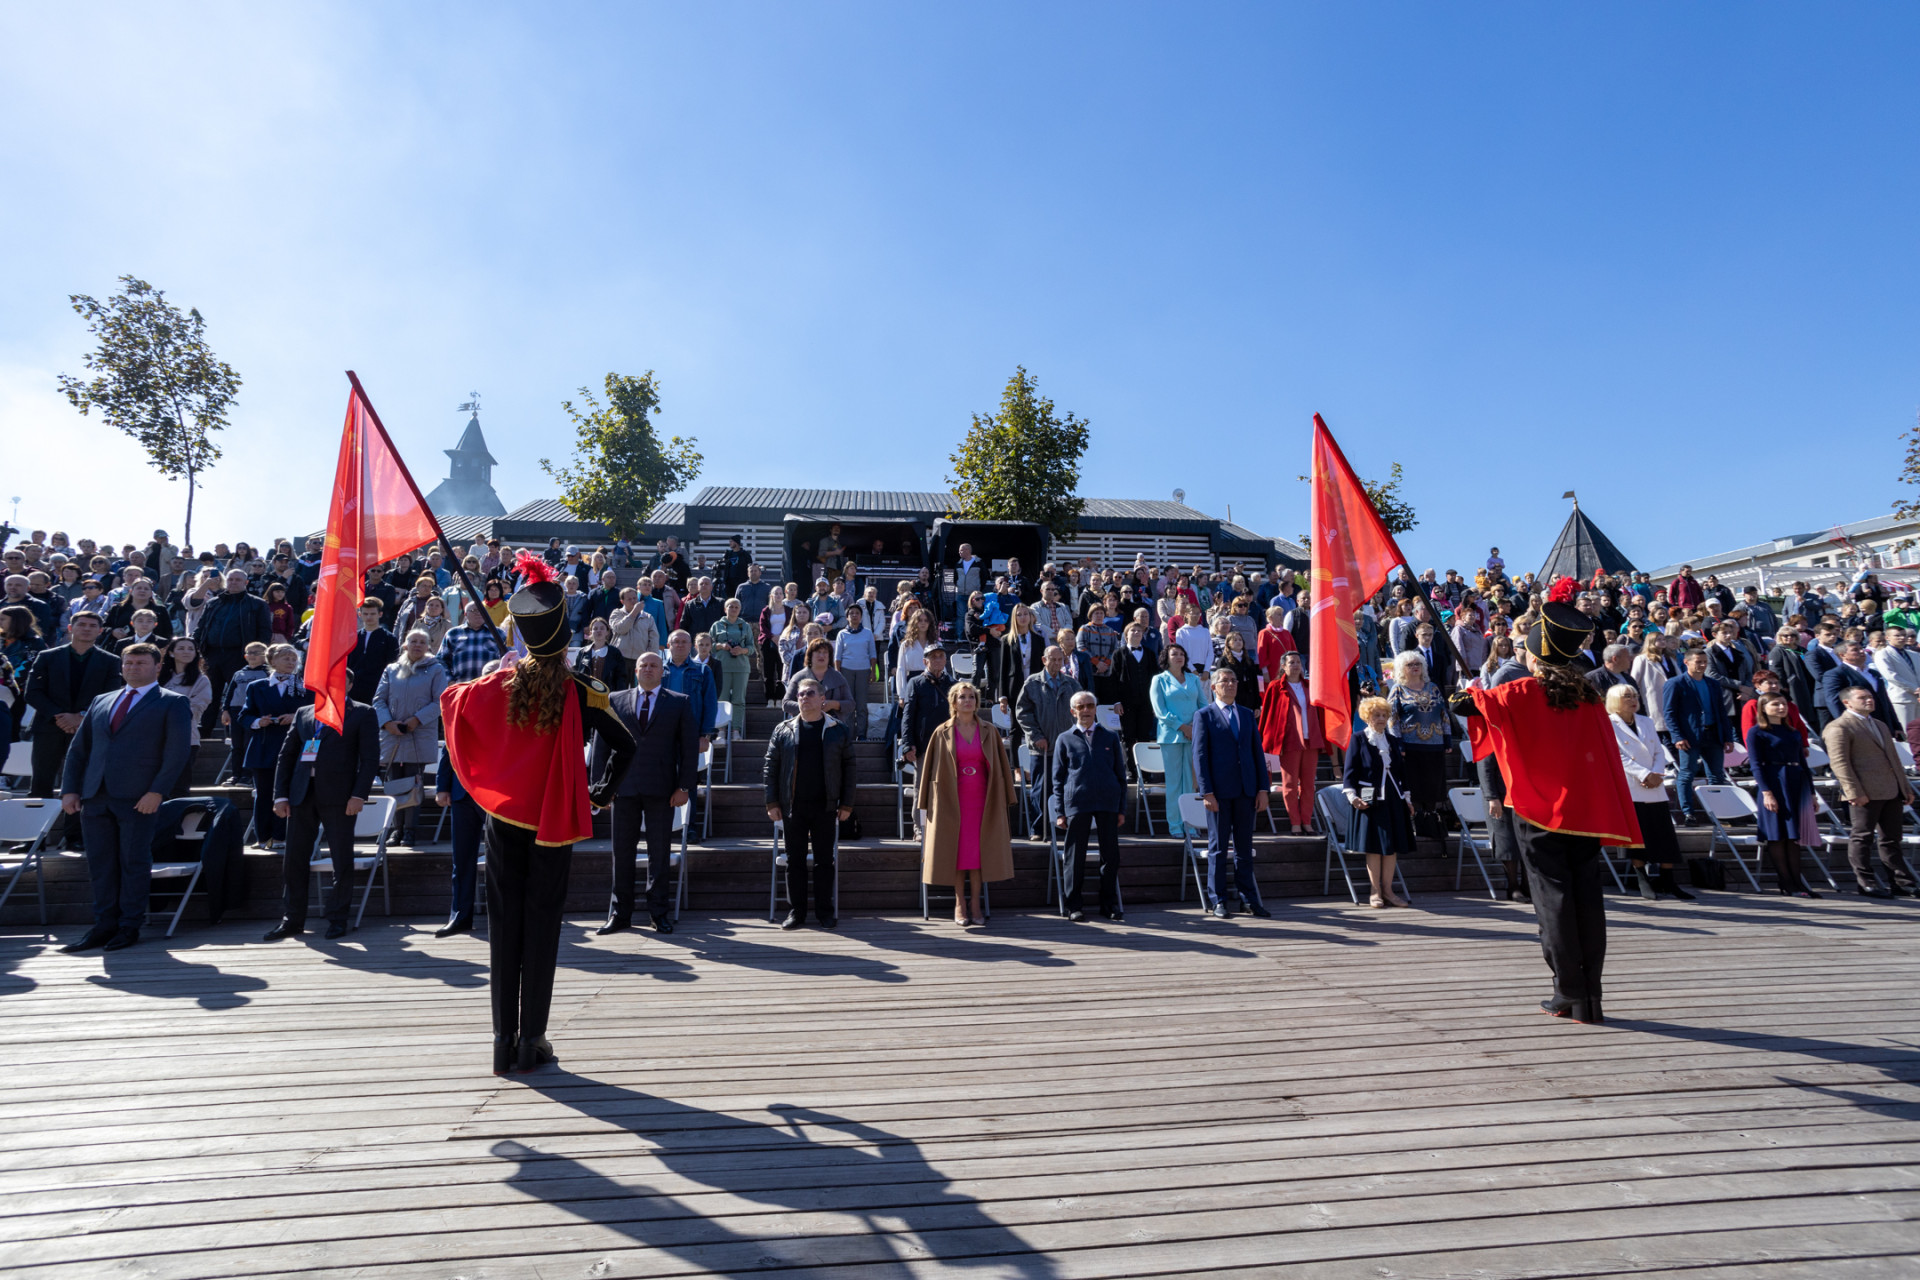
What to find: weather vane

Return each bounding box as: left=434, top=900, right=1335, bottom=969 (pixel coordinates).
left=458, top=391, right=481, bottom=417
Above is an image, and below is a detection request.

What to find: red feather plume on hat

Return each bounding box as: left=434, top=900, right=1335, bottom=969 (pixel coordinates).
left=1548, top=576, right=1579, bottom=605
left=512, top=549, right=558, bottom=585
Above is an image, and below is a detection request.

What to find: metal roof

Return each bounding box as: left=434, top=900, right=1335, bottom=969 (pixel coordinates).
left=500, top=498, right=682, bottom=526
left=689, top=487, right=956, bottom=514
left=1650, top=511, right=1918, bottom=578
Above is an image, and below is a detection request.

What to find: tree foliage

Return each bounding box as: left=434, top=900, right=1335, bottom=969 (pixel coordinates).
left=1896, top=410, right=1920, bottom=521
left=1362, top=462, right=1419, bottom=535
left=541, top=372, right=702, bottom=541
left=947, top=366, right=1090, bottom=539
left=58, top=276, right=241, bottom=550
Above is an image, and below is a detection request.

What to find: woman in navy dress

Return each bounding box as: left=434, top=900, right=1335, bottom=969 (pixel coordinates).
left=238, top=643, right=312, bottom=847
left=1342, top=695, right=1414, bottom=907
left=1747, top=691, right=1821, bottom=898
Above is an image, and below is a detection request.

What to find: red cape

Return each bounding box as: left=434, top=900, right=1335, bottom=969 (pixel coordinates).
left=1467, top=678, right=1643, bottom=846
left=441, top=669, right=592, bottom=847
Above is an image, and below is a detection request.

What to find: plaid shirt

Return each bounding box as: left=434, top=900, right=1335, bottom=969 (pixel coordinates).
left=439, top=625, right=497, bottom=682
left=1076, top=620, right=1122, bottom=676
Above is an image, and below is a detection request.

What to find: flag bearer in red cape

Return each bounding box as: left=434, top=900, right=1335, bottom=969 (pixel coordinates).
left=443, top=553, right=635, bottom=1075
left=1452, top=579, right=1641, bottom=1025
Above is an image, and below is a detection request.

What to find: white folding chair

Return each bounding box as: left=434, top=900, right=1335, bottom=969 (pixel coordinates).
left=1595, top=843, right=1630, bottom=893
left=768, top=817, right=842, bottom=921
left=949, top=651, right=976, bottom=680
left=696, top=746, right=714, bottom=839
left=714, top=701, right=734, bottom=782
left=1131, top=742, right=1166, bottom=835
left=148, top=809, right=213, bottom=938
left=307, top=795, right=395, bottom=929
left=1445, top=787, right=1499, bottom=899
left=1899, top=741, right=1916, bottom=776
left=2, top=741, right=33, bottom=791
left=1807, top=742, right=1832, bottom=772
left=1693, top=784, right=1765, bottom=892
left=0, top=796, right=57, bottom=924
left=1316, top=783, right=1410, bottom=903
left=1801, top=792, right=1850, bottom=890
left=1177, top=792, right=1213, bottom=905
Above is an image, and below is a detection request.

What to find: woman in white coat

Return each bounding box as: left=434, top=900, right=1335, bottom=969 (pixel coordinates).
left=1606, top=684, right=1693, bottom=901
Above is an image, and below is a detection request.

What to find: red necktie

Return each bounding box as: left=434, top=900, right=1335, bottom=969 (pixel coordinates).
left=109, top=689, right=137, bottom=733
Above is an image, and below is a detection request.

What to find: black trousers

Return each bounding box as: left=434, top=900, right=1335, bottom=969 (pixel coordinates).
left=204, top=649, right=246, bottom=735
left=485, top=816, right=574, bottom=1045
left=609, top=793, right=676, bottom=921
left=1519, top=821, right=1606, bottom=1006
left=1062, top=811, right=1121, bottom=913
left=281, top=796, right=357, bottom=927
left=1478, top=755, right=1525, bottom=895
left=1846, top=797, right=1919, bottom=891
left=783, top=806, right=837, bottom=920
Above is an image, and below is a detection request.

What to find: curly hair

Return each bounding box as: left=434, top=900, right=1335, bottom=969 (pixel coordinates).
left=1534, top=659, right=1601, bottom=711
left=505, top=654, right=572, bottom=732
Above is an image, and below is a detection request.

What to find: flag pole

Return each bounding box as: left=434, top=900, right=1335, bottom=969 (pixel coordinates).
left=345, top=371, right=510, bottom=656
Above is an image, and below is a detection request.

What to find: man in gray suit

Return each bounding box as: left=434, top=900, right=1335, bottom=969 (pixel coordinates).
left=58, top=641, right=193, bottom=952
left=598, top=651, right=696, bottom=934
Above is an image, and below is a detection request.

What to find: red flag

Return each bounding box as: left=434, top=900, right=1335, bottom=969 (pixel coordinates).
left=1308, top=413, right=1408, bottom=750
left=305, top=374, right=443, bottom=731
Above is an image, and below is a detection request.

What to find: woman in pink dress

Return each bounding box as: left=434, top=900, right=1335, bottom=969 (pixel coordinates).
left=918, top=682, right=1016, bottom=926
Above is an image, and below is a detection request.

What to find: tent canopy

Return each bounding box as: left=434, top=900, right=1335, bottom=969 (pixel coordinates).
left=1538, top=505, right=1637, bottom=583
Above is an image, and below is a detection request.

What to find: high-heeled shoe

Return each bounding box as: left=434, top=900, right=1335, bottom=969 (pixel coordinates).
left=515, top=1037, right=557, bottom=1074
left=492, top=1036, right=516, bottom=1076
left=1635, top=865, right=1658, bottom=900
left=1655, top=868, right=1695, bottom=900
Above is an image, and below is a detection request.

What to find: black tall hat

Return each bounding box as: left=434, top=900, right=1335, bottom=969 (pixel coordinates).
left=505, top=551, right=571, bottom=658
left=508, top=582, right=569, bottom=657
left=1527, top=600, right=1593, bottom=665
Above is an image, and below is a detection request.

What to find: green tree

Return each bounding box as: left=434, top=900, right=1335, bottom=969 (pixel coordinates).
left=58, top=276, right=241, bottom=550
left=1895, top=410, right=1920, bottom=520
left=947, top=366, right=1090, bottom=539
left=541, top=372, right=702, bottom=541
left=1363, top=462, right=1419, bottom=535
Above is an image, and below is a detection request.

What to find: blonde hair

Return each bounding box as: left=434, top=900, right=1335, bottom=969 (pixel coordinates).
left=1604, top=683, right=1639, bottom=718
left=1357, top=695, right=1391, bottom=724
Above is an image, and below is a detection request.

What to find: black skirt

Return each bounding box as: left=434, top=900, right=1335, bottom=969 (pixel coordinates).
left=1632, top=800, right=1682, bottom=865
left=1400, top=745, right=1449, bottom=811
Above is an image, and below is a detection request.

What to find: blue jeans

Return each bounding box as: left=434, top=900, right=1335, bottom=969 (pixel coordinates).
left=1206, top=794, right=1264, bottom=907
left=1674, top=742, right=1726, bottom=817
left=80, top=796, right=157, bottom=931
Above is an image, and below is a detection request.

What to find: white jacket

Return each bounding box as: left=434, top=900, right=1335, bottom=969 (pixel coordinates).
left=1872, top=645, right=1920, bottom=706
left=1610, top=713, right=1669, bottom=804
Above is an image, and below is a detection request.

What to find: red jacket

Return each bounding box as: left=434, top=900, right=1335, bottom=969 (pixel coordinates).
left=1259, top=674, right=1325, bottom=754
left=1256, top=625, right=1297, bottom=683
left=1669, top=574, right=1705, bottom=610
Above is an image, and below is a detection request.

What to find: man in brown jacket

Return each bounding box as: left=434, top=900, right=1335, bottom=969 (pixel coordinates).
left=1822, top=685, right=1919, bottom=898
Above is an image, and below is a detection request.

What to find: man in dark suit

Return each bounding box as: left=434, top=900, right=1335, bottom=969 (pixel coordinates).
left=1661, top=647, right=1733, bottom=824
left=346, top=599, right=399, bottom=705
left=264, top=698, right=380, bottom=940
left=1768, top=627, right=1822, bottom=730
left=1050, top=691, right=1130, bottom=922
left=1585, top=643, right=1636, bottom=696
left=1192, top=666, right=1273, bottom=918
left=598, top=651, right=696, bottom=935
left=1804, top=622, right=1841, bottom=688
left=24, top=611, right=121, bottom=851
left=57, top=642, right=193, bottom=952
left=900, top=645, right=954, bottom=765
left=1412, top=622, right=1455, bottom=693
left=1820, top=641, right=1904, bottom=740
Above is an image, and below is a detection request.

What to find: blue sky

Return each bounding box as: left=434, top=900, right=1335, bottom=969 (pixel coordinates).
left=4, top=3, right=1917, bottom=575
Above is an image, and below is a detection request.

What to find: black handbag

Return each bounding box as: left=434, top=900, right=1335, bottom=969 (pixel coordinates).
left=838, top=809, right=862, bottom=842
left=1687, top=856, right=1726, bottom=890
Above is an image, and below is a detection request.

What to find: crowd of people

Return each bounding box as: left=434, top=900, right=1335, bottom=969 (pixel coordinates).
left=7, top=513, right=1919, bottom=957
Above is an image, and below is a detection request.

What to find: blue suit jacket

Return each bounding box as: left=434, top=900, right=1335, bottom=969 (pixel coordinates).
left=1192, top=701, right=1271, bottom=801
left=1661, top=673, right=1731, bottom=747
left=60, top=684, right=193, bottom=801
left=1049, top=723, right=1129, bottom=818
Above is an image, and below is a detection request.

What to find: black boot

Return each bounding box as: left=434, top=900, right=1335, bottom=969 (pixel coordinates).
left=1655, top=867, right=1695, bottom=901
left=515, top=1037, right=556, bottom=1074
left=492, top=1036, right=516, bottom=1076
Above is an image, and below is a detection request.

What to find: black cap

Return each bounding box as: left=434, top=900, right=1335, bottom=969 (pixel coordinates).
left=508, top=582, right=570, bottom=657
left=924, top=642, right=947, bottom=655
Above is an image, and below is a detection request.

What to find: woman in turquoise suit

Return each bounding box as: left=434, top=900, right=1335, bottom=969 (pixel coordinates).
left=1150, top=642, right=1207, bottom=835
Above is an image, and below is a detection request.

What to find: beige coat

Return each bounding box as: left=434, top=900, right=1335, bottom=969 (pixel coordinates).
left=916, top=719, right=1016, bottom=884
left=1823, top=711, right=1914, bottom=804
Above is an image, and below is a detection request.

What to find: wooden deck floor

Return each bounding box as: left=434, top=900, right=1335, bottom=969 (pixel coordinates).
left=4, top=892, right=1919, bottom=1278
